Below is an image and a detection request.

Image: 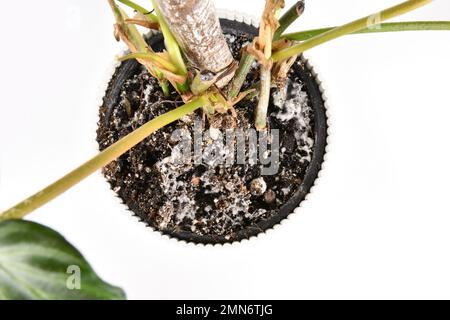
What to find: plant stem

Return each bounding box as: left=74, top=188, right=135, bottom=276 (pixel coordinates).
left=154, top=0, right=234, bottom=76
left=110, top=1, right=186, bottom=94
left=255, top=67, right=272, bottom=130
left=0, top=98, right=208, bottom=221
left=273, top=0, right=305, bottom=40
left=160, top=80, right=170, bottom=96
left=108, top=1, right=149, bottom=54
left=117, top=0, right=158, bottom=23
left=109, top=0, right=124, bottom=22
left=228, top=53, right=255, bottom=100
left=282, top=21, right=450, bottom=41
left=151, top=0, right=188, bottom=77
left=227, top=1, right=304, bottom=100
left=272, top=0, right=433, bottom=62
left=254, top=0, right=284, bottom=130
left=119, top=52, right=178, bottom=73
left=190, top=71, right=214, bottom=96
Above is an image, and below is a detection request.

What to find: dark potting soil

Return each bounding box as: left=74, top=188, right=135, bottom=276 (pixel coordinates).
left=97, top=26, right=317, bottom=243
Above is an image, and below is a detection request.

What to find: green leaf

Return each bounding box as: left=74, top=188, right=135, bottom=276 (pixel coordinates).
left=0, top=220, right=126, bottom=300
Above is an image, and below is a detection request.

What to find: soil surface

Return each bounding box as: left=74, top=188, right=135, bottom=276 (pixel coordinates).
left=97, top=28, right=316, bottom=242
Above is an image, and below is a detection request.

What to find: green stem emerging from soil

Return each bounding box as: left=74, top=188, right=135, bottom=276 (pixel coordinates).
left=273, top=0, right=305, bottom=41
left=255, top=66, right=272, bottom=130
left=0, top=98, right=208, bottom=221
left=255, top=0, right=284, bottom=130
left=272, top=0, right=433, bottom=62
left=228, top=53, right=255, bottom=100
left=282, top=21, right=450, bottom=41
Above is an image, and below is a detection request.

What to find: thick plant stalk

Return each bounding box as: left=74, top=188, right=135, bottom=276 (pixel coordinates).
left=153, top=0, right=234, bottom=75
left=272, top=0, right=433, bottom=62
left=282, top=21, right=450, bottom=41
left=0, top=98, right=208, bottom=221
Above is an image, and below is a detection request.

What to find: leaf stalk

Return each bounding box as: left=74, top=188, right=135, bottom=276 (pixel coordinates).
left=282, top=21, right=450, bottom=41
left=272, top=0, right=433, bottom=62
left=0, top=98, right=208, bottom=221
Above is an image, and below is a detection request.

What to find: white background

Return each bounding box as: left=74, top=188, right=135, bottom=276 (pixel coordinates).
left=1, top=0, right=450, bottom=300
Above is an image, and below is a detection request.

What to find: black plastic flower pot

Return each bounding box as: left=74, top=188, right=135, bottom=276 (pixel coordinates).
left=97, top=18, right=328, bottom=245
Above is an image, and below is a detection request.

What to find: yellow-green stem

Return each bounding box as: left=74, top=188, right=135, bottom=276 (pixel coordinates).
left=272, top=0, right=433, bottom=62
left=0, top=98, right=208, bottom=221
left=228, top=53, right=255, bottom=100
left=161, top=79, right=170, bottom=96
left=282, top=21, right=450, bottom=41
left=151, top=0, right=188, bottom=76
left=119, top=52, right=179, bottom=73
left=255, top=67, right=271, bottom=130
left=108, top=1, right=148, bottom=53
left=117, top=0, right=158, bottom=23
left=255, top=2, right=278, bottom=131
left=190, top=72, right=214, bottom=96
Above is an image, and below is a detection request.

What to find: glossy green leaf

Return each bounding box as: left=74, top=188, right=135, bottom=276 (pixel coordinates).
left=0, top=220, right=126, bottom=300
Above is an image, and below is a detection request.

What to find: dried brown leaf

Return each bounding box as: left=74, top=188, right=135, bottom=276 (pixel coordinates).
left=246, top=40, right=272, bottom=68
left=258, top=0, right=285, bottom=52
left=229, top=88, right=257, bottom=106
left=272, top=38, right=291, bottom=52
left=272, top=55, right=297, bottom=88
left=125, top=12, right=159, bottom=29
left=246, top=0, right=284, bottom=67
left=124, top=18, right=159, bottom=30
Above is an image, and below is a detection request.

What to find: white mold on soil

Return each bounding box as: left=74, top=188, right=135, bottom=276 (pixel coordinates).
left=272, top=76, right=314, bottom=164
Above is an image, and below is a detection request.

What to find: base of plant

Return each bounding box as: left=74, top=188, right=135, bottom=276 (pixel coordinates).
left=97, top=20, right=328, bottom=244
